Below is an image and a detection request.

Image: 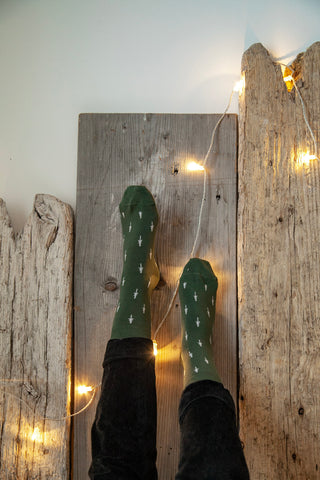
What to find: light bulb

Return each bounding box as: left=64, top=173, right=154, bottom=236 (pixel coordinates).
left=31, top=427, right=41, bottom=443
left=233, top=77, right=245, bottom=94
left=152, top=340, right=158, bottom=356
left=187, top=161, right=205, bottom=172
left=298, top=151, right=318, bottom=166
left=77, top=385, right=93, bottom=395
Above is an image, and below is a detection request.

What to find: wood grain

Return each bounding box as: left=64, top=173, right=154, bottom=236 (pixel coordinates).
left=238, top=42, right=320, bottom=479
left=0, top=194, right=73, bottom=479
left=74, top=113, right=238, bottom=479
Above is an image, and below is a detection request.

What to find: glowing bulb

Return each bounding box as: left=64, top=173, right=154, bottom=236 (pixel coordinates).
left=233, top=77, right=245, bottom=94
left=153, top=340, right=158, bottom=356
left=298, top=151, right=318, bottom=166
left=77, top=385, right=93, bottom=395
left=187, top=161, right=205, bottom=172
left=282, top=67, right=294, bottom=92
left=31, top=427, right=41, bottom=443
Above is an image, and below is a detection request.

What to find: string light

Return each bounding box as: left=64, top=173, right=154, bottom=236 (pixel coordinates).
left=297, top=151, right=318, bottom=167
left=280, top=62, right=318, bottom=161
left=187, top=161, right=205, bottom=171
left=4, top=59, right=317, bottom=423
left=31, top=427, right=42, bottom=443
left=233, top=77, right=245, bottom=94
left=0, top=380, right=100, bottom=422
left=152, top=340, right=158, bottom=356
left=77, top=385, right=94, bottom=394
left=153, top=80, right=240, bottom=342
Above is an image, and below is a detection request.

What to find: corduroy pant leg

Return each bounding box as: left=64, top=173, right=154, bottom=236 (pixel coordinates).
left=175, top=380, right=250, bottom=480
left=89, top=337, right=158, bottom=480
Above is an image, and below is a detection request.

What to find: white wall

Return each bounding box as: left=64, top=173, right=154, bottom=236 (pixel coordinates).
left=1, top=0, right=319, bottom=232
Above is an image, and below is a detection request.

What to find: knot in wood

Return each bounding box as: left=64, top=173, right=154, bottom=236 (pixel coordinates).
left=23, top=382, right=41, bottom=400
left=104, top=281, right=118, bottom=291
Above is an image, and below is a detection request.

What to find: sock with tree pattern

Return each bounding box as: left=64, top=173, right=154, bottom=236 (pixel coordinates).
left=179, top=258, right=221, bottom=388
left=111, top=186, right=160, bottom=340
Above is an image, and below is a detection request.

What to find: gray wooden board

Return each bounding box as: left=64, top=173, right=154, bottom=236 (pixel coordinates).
left=238, top=43, right=320, bottom=478
left=74, top=113, right=238, bottom=479
left=0, top=194, right=73, bottom=480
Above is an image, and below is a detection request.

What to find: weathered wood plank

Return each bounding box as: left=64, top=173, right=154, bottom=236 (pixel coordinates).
left=238, top=42, right=320, bottom=479
left=74, top=113, right=237, bottom=479
left=0, top=194, right=73, bottom=479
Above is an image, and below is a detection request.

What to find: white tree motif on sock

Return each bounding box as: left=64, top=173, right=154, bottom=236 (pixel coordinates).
left=128, top=314, right=134, bottom=324
left=139, top=263, right=143, bottom=273
left=196, top=317, right=200, bottom=327
left=149, top=249, right=152, bottom=259
left=150, top=221, right=154, bottom=232
left=194, top=366, right=199, bottom=373
left=183, top=282, right=187, bottom=289
left=122, top=212, right=125, bottom=218
left=185, top=331, right=188, bottom=340
left=133, top=289, right=139, bottom=299
left=204, top=284, right=207, bottom=291
left=139, top=211, right=142, bottom=219
left=129, top=222, right=132, bottom=232
left=204, top=357, right=209, bottom=364
left=212, top=296, right=215, bottom=305
left=184, top=305, right=188, bottom=314
left=194, top=292, right=198, bottom=302
left=198, top=339, right=202, bottom=347
left=124, top=250, right=127, bottom=261
left=138, top=235, right=142, bottom=246
left=188, top=351, right=193, bottom=358
left=142, top=304, right=146, bottom=314
left=116, top=303, right=120, bottom=312
left=122, top=277, right=126, bottom=286
left=207, top=307, right=210, bottom=317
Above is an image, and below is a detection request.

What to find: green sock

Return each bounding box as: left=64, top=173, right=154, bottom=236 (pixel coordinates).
left=111, top=186, right=160, bottom=339
left=179, top=258, right=221, bottom=388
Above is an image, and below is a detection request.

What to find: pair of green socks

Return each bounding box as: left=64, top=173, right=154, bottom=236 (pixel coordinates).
left=111, top=186, right=221, bottom=388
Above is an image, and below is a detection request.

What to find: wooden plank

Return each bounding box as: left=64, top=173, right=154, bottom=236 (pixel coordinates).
left=74, top=113, right=238, bottom=479
left=238, top=42, right=320, bottom=479
left=0, top=194, right=73, bottom=479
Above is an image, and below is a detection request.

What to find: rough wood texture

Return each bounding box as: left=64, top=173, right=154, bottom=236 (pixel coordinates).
left=0, top=194, right=73, bottom=479
left=74, top=113, right=238, bottom=479
left=238, top=42, right=320, bottom=479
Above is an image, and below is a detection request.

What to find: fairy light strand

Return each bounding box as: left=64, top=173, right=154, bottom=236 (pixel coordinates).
left=155, top=65, right=318, bottom=343
left=279, top=61, right=318, bottom=158
left=153, top=86, right=238, bottom=340
left=0, top=380, right=101, bottom=421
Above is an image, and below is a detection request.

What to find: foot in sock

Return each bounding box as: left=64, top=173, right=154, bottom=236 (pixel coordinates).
left=111, top=186, right=160, bottom=340
left=179, top=258, right=221, bottom=388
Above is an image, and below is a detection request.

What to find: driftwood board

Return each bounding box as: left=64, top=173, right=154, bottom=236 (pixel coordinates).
left=74, top=113, right=238, bottom=479
left=0, top=194, right=73, bottom=479
left=238, top=42, right=320, bottom=478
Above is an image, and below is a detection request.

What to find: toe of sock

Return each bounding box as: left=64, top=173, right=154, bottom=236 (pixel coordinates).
left=120, top=185, right=156, bottom=207
left=181, top=258, right=217, bottom=282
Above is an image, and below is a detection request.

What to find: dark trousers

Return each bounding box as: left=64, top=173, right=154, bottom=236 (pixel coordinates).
left=89, top=338, right=250, bottom=479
